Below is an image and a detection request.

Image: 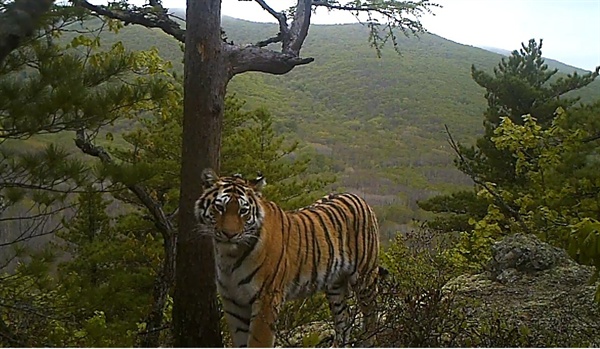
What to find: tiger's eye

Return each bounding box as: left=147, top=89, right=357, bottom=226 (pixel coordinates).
left=214, top=203, right=225, bottom=214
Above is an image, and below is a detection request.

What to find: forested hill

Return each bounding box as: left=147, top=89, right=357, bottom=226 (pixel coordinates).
left=84, top=15, right=600, bottom=231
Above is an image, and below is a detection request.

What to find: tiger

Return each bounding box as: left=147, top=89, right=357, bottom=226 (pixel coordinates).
left=194, top=168, right=382, bottom=347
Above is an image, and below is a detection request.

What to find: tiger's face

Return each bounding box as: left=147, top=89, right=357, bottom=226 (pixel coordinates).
left=195, top=168, right=266, bottom=245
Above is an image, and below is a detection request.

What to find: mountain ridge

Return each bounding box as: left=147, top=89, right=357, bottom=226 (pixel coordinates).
left=20, top=14, right=600, bottom=234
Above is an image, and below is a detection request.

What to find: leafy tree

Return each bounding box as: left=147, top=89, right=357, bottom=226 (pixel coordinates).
left=420, top=39, right=600, bottom=238
left=464, top=39, right=599, bottom=187
left=491, top=105, right=600, bottom=248
left=0, top=2, right=173, bottom=252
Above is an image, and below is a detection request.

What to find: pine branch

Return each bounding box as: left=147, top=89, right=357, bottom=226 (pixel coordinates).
left=74, top=128, right=176, bottom=348
left=444, top=124, right=530, bottom=233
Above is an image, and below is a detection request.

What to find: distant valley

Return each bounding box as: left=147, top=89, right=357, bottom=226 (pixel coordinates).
left=23, top=14, right=600, bottom=235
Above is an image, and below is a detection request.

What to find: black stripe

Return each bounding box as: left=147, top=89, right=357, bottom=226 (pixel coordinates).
left=221, top=293, right=246, bottom=308
left=336, top=195, right=358, bottom=273
left=235, top=327, right=249, bottom=333
left=272, top=206, right=288, bottom=291
left=302, top=210, right=321, bottom=286
left=289, top=214, right=303, bottom=295
left=313, top=208, right=335, bottom=284
left=334, top=194, right=361, bottom=276
left=225, top=309, right=250, bottom=325
left=222, top=185, right=235, bottom=194
left=298, top=212, right=311, bottom=287
left=320, top=205, right=345, bottom=275
left=238, top=262, right=262, bottom=286
left=232, top=241, right=258, bottom=272
left=346, top=194, right=370, bottom=274
left=363, top=209, right=377, bottom=275
left=327, top=202, right=348, bottom=274
left=252, top=202, right=286, bottom=299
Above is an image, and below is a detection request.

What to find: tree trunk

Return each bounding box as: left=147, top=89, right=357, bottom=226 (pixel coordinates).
left=172, top=0, right=226, bottom=347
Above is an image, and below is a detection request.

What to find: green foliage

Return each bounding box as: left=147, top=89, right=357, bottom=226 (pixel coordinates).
left=55, top=187, right=161, bottom=346
left=417, top=189, right=487, bottom=234
left=113, top=89, right=335, bottom=212
left=490, top=106, right=600, bottom=259
left=7, top=18, right=600, bottom=236
left=463, top=39, right=599, bottom=188
left=222, top=107, right=335, bottom=209
left=420, top=39, right=600, bottom=270
left=0, top=3, right=176, bottom=255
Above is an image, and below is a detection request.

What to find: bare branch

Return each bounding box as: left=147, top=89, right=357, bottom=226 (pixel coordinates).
left=225, top=44, right=314, bottom=76
left=255, top=33, right=283, bottom=48
left=70, top=0, right=185, bottom=42
left=287, top=0, right=312, bottom=54
left=254, top=0, right=289, bottom=34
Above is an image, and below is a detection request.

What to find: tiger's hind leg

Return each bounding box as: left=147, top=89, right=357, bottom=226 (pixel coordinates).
left=326, top=278, right=352, bottom=347
left=353, top=269, right=379, bottom=347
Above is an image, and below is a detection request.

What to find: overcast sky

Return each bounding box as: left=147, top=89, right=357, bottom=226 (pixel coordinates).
left=127, top=0, right=600, bottom=71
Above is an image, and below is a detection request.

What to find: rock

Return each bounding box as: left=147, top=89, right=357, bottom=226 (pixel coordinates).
left=445, top=233, right=600, bottom=347
left=488, top=233, right=575, bottom=282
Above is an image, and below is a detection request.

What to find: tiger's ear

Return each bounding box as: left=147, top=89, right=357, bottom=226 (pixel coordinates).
left=201, top=168, right=218, bottom=189
left=251, top=172, right=266, bottom=193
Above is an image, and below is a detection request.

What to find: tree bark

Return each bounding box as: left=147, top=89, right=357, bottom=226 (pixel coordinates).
left=172, top=0, right=226, bottom=347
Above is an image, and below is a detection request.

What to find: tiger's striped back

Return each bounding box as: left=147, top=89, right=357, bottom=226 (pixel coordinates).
left=283, top=193, right=380, bottom=300
left=195, top=169, right=381, bottom=347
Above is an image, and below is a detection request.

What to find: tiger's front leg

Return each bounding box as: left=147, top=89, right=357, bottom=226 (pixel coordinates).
left=222, top=300, right=252, bottom=348
left=247, top=296, right=282, bottom=347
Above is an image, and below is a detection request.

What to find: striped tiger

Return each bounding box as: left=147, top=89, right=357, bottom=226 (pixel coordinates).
left=194, top=169, right=381, bottom=347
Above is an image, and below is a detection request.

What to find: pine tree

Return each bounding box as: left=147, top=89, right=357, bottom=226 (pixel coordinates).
left=463, top=39, right=599, bottom=187
left=419, top=39, right=599, bottom=235
left=0, top=5, right=176, bottom=346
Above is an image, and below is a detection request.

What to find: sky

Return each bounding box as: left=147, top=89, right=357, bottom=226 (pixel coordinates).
left=128, top=0, right=600, bottom=71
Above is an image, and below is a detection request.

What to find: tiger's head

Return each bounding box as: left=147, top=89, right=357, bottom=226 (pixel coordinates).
left=194, top=168, right=266, bottom=245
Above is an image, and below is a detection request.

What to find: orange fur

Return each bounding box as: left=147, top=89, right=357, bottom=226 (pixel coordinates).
left=195, top=169, right=381, bottom=347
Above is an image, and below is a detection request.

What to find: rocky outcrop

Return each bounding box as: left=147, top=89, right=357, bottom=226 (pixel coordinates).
left=445, top=234, right=600, bottom=346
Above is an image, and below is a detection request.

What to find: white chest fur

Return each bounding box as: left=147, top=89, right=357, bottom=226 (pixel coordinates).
left=214, top=243, right=261, bottom=304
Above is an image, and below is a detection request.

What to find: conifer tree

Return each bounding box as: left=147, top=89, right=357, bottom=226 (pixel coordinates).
left=0, top=5, right=175, bottom=346
left=463, top=39, right=599, bottom=187
left=419, top=39, right=599, bottom=234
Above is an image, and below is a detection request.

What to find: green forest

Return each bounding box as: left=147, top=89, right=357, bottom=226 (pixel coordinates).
left=2, top=0, right=600, bottom=347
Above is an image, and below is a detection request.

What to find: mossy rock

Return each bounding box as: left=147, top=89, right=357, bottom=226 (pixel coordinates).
left=446, top=234, right=600, bottom=347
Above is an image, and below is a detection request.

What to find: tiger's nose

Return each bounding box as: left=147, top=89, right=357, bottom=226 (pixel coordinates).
left=221, top=230, right=238, bottom=239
